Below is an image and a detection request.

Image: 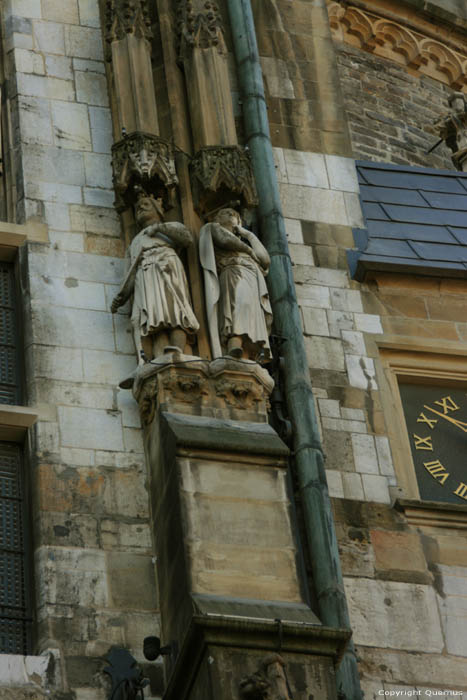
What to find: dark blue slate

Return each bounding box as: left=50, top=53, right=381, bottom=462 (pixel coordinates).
left=351, top=161, right=467, bottom=280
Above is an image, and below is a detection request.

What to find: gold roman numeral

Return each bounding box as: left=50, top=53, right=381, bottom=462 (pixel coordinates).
left=434, top=396, right=459, bottom=415
left=417, top=413, right=437, bottom=430
left=423, top=460, right=449, bottom=485
left=413, top=434, right=433, bottom=451
left=454, top=483, right=467, bottom=500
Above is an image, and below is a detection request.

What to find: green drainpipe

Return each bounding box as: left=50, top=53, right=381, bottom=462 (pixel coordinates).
left=226, top=1, right=362, bottom=698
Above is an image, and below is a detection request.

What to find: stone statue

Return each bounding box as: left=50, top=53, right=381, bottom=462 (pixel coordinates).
left=111, top=193, right=199, bottom=363
left=199, top=208, right=272, bottom=361
left=434, top=92, right=467, bottom=171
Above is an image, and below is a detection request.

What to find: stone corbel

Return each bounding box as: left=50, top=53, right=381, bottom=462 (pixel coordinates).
left=190, top=145, right=258, bottom=215
left=111, top=131, right=178, bottom=211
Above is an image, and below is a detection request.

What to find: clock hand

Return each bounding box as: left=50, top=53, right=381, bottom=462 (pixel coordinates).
left=423, top=405, right=467, bottom=433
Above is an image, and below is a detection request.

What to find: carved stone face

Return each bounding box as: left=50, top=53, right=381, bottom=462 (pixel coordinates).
left=135, top=197, right=162, bottom=229
left=216, top=208, right=241, bottom=232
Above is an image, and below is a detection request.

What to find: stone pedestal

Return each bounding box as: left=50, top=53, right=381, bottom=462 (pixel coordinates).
left=132, top=354, right=348, bottom=698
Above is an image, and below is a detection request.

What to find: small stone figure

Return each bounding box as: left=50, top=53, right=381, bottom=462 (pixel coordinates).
left=239, top=654, right=293, bottom=700
left=200, top=208, right=272, bottom=361
left=434, top=92, right=467, bottom=172
left=111, top=193, right=199, bottom=363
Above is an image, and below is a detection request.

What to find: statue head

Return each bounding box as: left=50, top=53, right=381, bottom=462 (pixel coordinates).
left=214, top=207, right=242, bottom=232
left=448, top=92, right=467, bottom=115
left=135, top=193, right=164, bottom=229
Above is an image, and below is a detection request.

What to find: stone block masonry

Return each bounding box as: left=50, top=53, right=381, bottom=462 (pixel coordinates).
left=1, top=1, right=161, bottom=698
left=274, top=144, right=394, bottom=505
left=335, top=43, right=457, bottom=170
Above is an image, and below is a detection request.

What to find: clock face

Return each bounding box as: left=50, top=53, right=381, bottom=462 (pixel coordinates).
left=399, top=383, right=467, bottom=504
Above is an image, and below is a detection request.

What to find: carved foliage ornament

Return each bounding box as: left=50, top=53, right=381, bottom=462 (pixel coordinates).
left=105, top=0, right=153, bottom=44
left=177, top=0, right=226, bottom=60
left=190, top=145, right=258, bottom=214
left=111, top=132, right=178, bottom=211
left=327, top=1, right=467, bottom=90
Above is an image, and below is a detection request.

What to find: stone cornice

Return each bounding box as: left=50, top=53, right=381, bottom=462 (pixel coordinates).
left=328, top=0, right=467, bottom=90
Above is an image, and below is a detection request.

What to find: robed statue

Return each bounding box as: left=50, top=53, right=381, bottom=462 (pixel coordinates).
left=200, top=208, right=272, bottom=361
left=111, top=193, right=199, bottom=363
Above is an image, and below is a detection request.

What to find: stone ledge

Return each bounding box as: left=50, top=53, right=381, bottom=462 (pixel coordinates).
left=0, top=405, right=39, bottom=442
left=0, top=221, right=48, bottom=261
left=162, top=411, right=289, bottom=457
left=396, top=498, right=467, bottom=531
left=163, top=614, right=351, bottom=700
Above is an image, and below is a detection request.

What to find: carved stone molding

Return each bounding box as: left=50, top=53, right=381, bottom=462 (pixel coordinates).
left=111, top=132, right=178, bottom=211
left=327, top=1, right=467, bottom=90
left=177, top=0, right=226, bottom=61
left=129, top=353, right=273, bottom=424
left=105, top=0, right=153, bottom=45
left=190, top=145, right=258, bottom=215
left=239, top=654, right=293, bottom=700
left=214, top=378, right=264, bottom=410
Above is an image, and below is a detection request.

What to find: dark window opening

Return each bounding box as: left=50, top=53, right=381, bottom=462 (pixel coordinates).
left=0, top=262, right=20, bottom=405
left=0, top=442, right=31, bottom=654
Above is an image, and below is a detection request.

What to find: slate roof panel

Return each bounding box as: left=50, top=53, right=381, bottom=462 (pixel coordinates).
left=365, top=238, right=418, bottom=258
left=409, top=241, right=467, bottom=262
left=360, top=185, right=427, bottom=207
left=366, top=220, right=456, bottom=244
left=358, top=167, right=467, bottom=194
left=420, top=191, right=467, bottom=211
left=381, top=203, right=467, bottom=228
left=351, top=161, right=467, bottom=280
left=361, top=202, right=390, bottom=220
left=448, top=227, right=467, bottom=245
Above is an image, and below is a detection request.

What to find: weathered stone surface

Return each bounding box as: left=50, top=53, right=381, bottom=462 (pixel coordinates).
left=344, top=578, right=444, bottom=652
left=371, top=530, right=429, bottom=577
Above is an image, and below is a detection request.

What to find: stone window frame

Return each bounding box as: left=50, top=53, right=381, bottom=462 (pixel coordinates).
left=378, top=344, right=467, bottom=529
left=0, top=222, right=47, bottom=655
left=0, top=221, right=48, bottom=439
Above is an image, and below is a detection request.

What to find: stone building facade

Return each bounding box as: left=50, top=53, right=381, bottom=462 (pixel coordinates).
left=0, top=0, right=465, bottom=699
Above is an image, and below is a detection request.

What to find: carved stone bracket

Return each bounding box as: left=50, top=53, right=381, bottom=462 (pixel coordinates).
left=239, top=654, right=293, bottom=700
left=327, top=1, right=467, bottom=90
left=214, top=378, right=264, bottom=410
left=434, top=93, right=467, bottom=171
left=105, top=0, right=153, bottom=47
left=112, top=132, right=178, bottom=211
left=190, top=145, right=258, bottom=215
left=128, top=353, right=273, bottom=424
left=177, top=0, right=226, bottom=61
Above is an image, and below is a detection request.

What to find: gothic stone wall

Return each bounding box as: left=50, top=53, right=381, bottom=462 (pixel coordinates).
left=2, top=0, right=162, bottom=698
left=254, top=1, right=467, bottom=698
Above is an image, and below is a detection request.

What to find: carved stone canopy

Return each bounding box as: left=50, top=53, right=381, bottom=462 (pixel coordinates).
left=177, top=0, right=226, bottom=62
left=105, top=0, right=153, bottom=45
left=190, top=145, right=258, bottom=216
left=111, top=132, right=178, bottom=211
